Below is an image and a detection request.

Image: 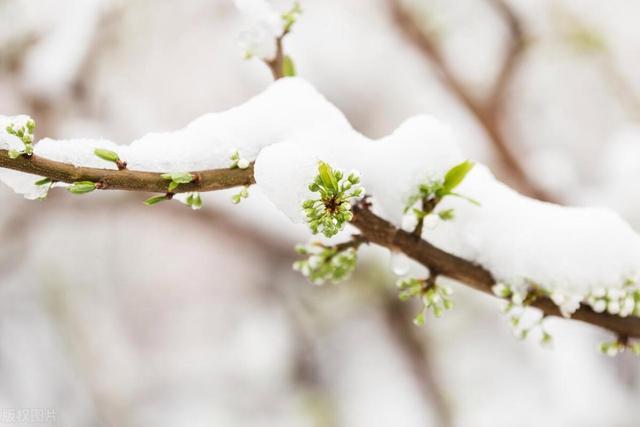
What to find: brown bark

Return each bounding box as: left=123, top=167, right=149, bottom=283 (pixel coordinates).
left=1, top=150, right=639, bottom=337
left=0, top=150, right=255, bottom=193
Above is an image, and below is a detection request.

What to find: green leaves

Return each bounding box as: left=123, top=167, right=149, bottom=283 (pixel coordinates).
left=34, top=177, right=53, bottom=200
left=231, top=186, right=249, bottom=204
left=303, top=162, right=364, bottom=238
left=34, top=177, right=52, bottom=186
left=161, top=172, right=194, bottom=192
left=396, top=277, right=454, bottom=325
left=282, top=1, right=302, bottom=33
left=146, top=192, right=202, bottom=209
left=438, top=209, right=455, bottom=221
left=317, top=161, right=339, bottom=194
left=439, top=160, right=474, bottom=197
left=148, top=172, right=199, bottom=205
left=68, top=181, right=97, bottom=194
left=94, top=148, right=119, bottom=163
left=293, top=242, right=358, bottom=285
left=94, top=148, right=126, bottom=169
left=403, top=160, right=477, bottom=231
left=144, top=194, right=169, bottom=206
left=186, top=192, right=203, bottom=210
left=282, top=55, right=296, bottom=77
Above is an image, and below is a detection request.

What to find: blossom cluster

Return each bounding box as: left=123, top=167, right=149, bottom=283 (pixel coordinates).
left=396, top=277, right=454, bottom=326
left=302, top=161, right=364, bottom=238
left=5, top=117, right=36, bottom=159
left=293, top=242, right=358, bottom=285
left=586, top=284, right=640, bottom=317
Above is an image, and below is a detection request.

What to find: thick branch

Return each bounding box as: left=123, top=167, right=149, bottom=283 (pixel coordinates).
left=0, top=149, right=255, bottom=193
left=351, top=202, right=640, bottom=338
left=1, top=148, right=639, bottom=337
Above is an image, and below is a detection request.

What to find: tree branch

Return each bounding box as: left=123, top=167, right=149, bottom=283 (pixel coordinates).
left=0, top=149, right=255, bottom=193
left=265, top=32, right=288, bottom=80
left=1, top=147, right=639, bottom=337
left=485, top=0, right=526, bottom=112
left=350, top=201, right=640, bottom=338
left=387, top=0, right=555, bottom=203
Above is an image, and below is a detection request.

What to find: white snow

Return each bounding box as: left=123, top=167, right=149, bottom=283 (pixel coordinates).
left=0, top=115, right=33, bottom=152
left=255, top=114, right=463, bottom=224
left=3, top=77, right=640, bottom=312
left=427, top=165, right=640, bottom=298
left=0, top=169, right=49, bottom=201
left=233, top=0, right=297, bottom=60
left=1, top=77, right=351, bottom=197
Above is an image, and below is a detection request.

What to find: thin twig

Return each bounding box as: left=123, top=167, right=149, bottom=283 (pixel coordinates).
left=265, top=30, right=289, bottom=80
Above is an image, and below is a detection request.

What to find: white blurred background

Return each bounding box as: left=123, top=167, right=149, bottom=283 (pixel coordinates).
left=2, top=0, right=640, bottom=426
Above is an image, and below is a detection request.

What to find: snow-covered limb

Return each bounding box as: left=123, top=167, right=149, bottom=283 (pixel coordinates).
left=349, top=201, right=640, bottom=338
left=0, top=78, right=346, bottom=198
left=3, top=78, right=640, bottom=341
left=2, top=148, right=640, bottom=338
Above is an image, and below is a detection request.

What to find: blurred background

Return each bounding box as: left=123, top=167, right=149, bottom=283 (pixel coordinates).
left=2, top=0, right=640, bottom=425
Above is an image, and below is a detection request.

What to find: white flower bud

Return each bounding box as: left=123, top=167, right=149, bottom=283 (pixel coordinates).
left=308, top=255, right=322, bottom=268
left=238, top=158, right=250, bottom=169
left=592, top=299, right=607, bottom=313
left=512, top=292, right=525, bottom=305
left=620, top=296, right=635, bottom=317
left=550, top=292, right=565, bottom=306
left=492, top=283, right=510, bottom=298
left=607, top=300, right=621, bottom=315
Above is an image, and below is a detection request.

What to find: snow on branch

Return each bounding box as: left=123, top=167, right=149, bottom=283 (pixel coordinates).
left=2, top=77, right=640, bottom=348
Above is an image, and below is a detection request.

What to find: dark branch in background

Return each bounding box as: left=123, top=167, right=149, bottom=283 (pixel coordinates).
left=388, top=0, right=556, bottom=203
left=383, top=297, right=453, bottom=427
left=485, top=0, right=526, bottom=111
left=0, top=150, right=255, bottom=193
left=1, top=147, right=639, bottom=336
